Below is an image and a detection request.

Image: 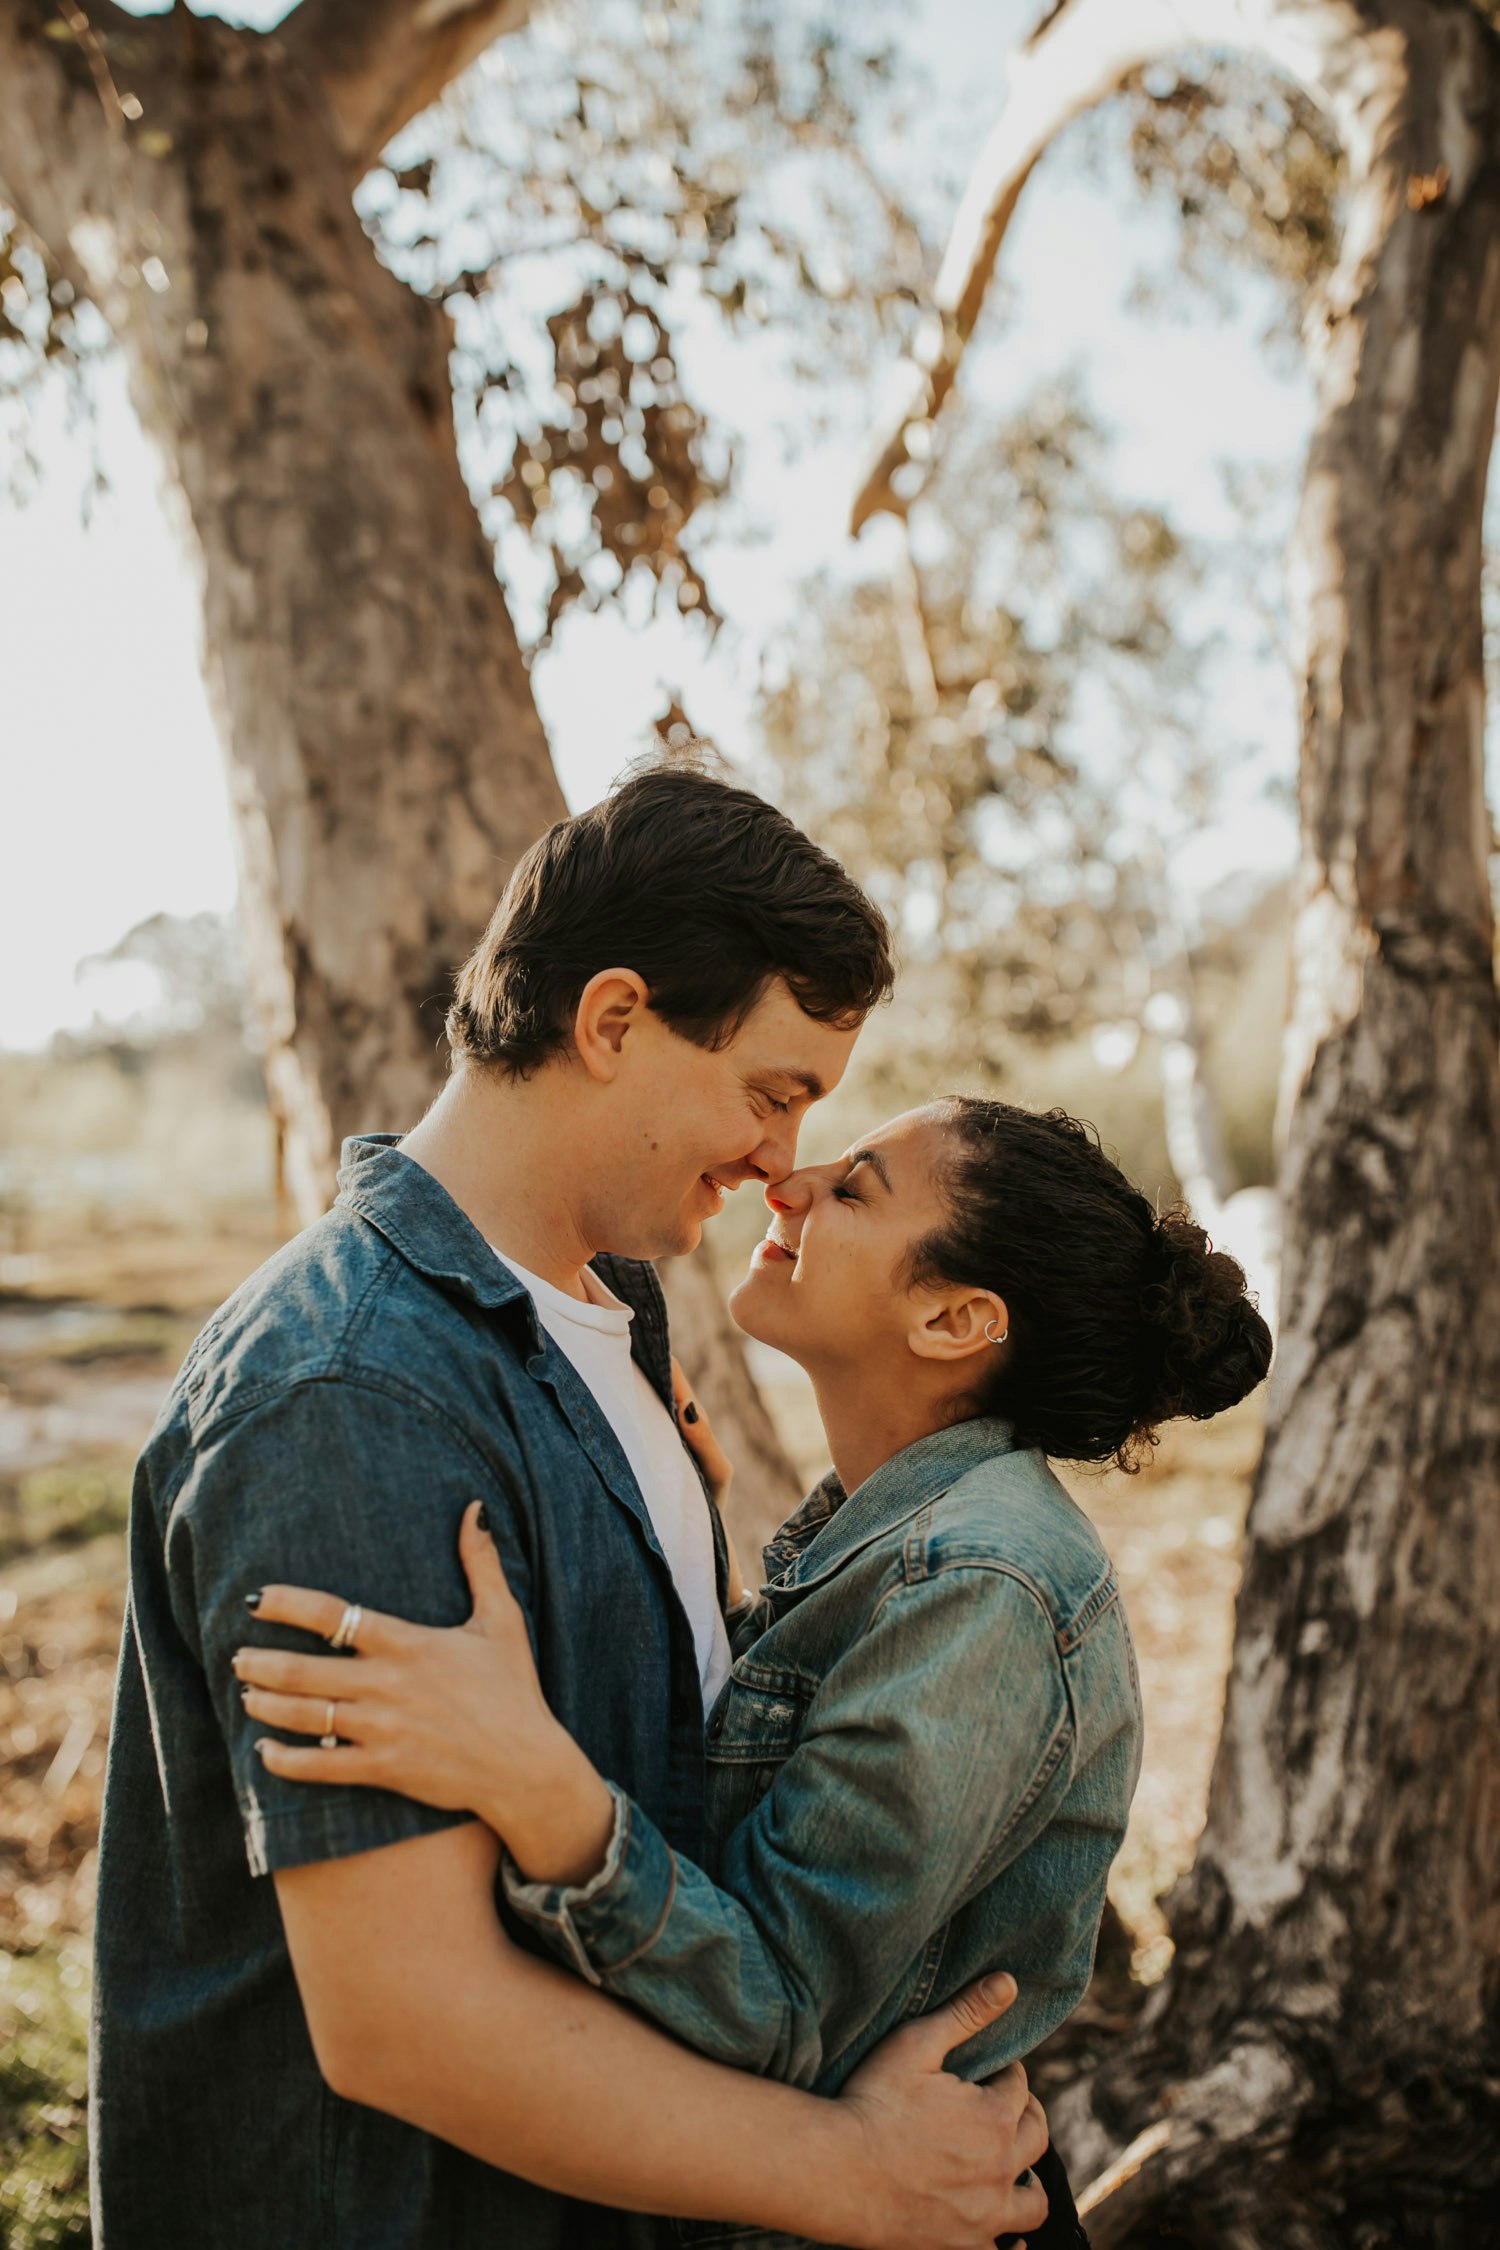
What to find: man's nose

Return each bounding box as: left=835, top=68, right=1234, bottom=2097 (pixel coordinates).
left=748, top=1112, right=807, bottom=1191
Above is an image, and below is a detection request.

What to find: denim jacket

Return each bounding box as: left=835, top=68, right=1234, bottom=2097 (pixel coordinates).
left=506, top=1417, right=1142, bottom=2245
left=91, top=1136, right=720, bottom=2250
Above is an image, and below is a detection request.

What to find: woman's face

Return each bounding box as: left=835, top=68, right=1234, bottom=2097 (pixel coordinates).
left=729, top=1105, right=1001, bottom=1379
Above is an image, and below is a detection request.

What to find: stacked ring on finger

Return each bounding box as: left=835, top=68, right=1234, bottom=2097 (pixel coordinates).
left=328, top=1602, right=363, bottom=1653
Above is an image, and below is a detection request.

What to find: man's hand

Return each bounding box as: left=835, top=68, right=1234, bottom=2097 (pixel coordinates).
left=837, top=1974, right=1050, bottom=2250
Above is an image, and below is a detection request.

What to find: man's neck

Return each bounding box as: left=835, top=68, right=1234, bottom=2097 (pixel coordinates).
left=399, top=1068, right=596, bottom=1299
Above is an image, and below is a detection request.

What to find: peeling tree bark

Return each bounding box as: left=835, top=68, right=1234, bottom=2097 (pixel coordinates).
left=858, top=1, right=1500, bottom=2235
left=0, top=0, right=800, bottom=1537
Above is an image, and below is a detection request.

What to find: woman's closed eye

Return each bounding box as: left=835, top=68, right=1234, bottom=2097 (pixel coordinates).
left=831, top=1182, right=861, bottom=1203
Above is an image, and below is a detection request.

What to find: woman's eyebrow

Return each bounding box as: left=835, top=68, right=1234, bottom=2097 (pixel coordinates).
left=844, top=1149, right=892, bottom=1192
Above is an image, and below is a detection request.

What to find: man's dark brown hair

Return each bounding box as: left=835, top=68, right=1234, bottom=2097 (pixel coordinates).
left=446, top=758, right=894, bottom=1076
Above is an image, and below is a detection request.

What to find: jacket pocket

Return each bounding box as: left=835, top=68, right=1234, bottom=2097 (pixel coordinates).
left=704, top=1661, right=816, bottom=1835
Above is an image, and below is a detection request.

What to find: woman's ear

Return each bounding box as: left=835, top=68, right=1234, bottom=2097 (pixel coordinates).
left=572, top=968, right=650, bottom=1083
left=908, top=1287, right=1009, bottom=1364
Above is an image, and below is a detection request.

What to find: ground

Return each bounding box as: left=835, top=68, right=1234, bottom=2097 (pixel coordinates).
left=0, top=1224, right=1263, bottom=2246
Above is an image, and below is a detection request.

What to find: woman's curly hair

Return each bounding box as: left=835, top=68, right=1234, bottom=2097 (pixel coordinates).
left=908, top=1098, right=1273, bottom=1471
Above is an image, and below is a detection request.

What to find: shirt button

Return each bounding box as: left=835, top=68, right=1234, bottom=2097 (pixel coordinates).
left=708, top=1709, right=724, bottom=1740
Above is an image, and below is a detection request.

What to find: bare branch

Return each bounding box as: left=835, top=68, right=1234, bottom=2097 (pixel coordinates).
left=285, top=0, right=537, bottom=175
left=850, top=0, right=1271, bottom=533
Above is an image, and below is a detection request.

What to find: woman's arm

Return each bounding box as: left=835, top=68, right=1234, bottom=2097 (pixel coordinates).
left=273, top=1818, right=1051, bottom=2249
left=502, top=1564, right=1074, bottom=2089
left=236, top=1512, right=1074, bottom=2091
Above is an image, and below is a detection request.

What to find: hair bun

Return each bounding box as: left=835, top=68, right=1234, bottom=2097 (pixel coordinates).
left=1139, top=1208, right=1273, bottom=1423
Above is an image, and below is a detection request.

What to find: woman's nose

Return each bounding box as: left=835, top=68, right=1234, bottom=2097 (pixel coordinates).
left=765, top=1170, right=814, bottom=1214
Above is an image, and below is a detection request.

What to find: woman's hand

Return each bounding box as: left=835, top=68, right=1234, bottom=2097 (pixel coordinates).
left=233, top=1503, right=617, bottom=1885
left=671, top=1357, right=748, bottom=1608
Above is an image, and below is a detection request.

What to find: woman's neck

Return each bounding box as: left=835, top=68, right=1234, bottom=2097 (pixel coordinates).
left=807, top=1358, right=953, bottom=1501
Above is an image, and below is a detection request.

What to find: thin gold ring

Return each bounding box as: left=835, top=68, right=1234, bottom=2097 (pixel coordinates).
left=319, top=1698, right=339, bottom=1749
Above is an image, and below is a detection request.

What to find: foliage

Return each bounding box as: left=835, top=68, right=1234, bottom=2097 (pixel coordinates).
left=0, top=208, right=107, bottom=508
left=1118, top=56, right=1344, bottom=319
left=362, top=0, right=926, bottom=641
left=67, top=912, right=252, bottom=1052
left=0, top=1949, right=91, bottom=2250
left=758, top=380, right=1228, bottom=1077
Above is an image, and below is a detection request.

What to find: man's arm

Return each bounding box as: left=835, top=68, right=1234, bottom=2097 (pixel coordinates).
left=275, top=1821, right=1050, bottom=2250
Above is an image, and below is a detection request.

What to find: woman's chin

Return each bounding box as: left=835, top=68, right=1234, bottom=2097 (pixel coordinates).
left=727, top=1272, right=789, bottom=1349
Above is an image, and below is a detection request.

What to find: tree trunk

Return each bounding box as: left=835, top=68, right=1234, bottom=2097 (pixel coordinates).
left=854, top=0, right=1500, bottom=2235
left=0, top=0, right=800, bottom=1538
left=1077, top=12, right=1500, bottom=2228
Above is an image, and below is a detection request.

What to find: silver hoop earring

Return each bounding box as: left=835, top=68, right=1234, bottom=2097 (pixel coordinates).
left=984, top=1318, right=1008, bottom=1346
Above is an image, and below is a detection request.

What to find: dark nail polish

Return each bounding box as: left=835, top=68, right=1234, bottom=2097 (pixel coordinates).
left=476, top=1505, right=490, bottom=1532
left=683, top=1402, right=699, bottom=1425
left=244, top=1591, right=262, bottom=1612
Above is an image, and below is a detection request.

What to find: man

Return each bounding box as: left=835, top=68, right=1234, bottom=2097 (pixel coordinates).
left=90, top=763, right=1051, bottom=2247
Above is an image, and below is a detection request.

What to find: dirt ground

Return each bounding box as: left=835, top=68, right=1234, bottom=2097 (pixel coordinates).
left=0, top=1224, right=1262, bottom=2241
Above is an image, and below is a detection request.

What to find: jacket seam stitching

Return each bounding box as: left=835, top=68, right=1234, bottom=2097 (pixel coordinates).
left=166, top=1371, right=518, bottom=1540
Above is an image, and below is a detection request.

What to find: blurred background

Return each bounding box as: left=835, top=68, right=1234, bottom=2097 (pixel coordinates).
left=2, top=0, right=1497, bottom=2240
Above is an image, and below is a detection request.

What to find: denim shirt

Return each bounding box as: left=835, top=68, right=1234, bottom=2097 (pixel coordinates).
left=506, top=1418, right=1143, bottom=2249
left=90, top=1135, right=725, bottom=2250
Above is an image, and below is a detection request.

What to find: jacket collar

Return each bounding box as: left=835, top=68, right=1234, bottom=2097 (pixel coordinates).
left=335, top=1135, right=667, bottom=1349
left=764, top=1415, right=1016, bottom=1596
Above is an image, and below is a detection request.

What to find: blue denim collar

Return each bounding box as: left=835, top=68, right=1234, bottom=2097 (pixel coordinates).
left=335, top=1134, right=677, bottom=1407
left=336, top=1134, right=537, bottom=1314
left=767, top=1416, right=1017, bottom=1594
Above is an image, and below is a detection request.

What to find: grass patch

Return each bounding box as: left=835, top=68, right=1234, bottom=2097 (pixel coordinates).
left=41, top=1315, right=186, bottom=1368
left=0, top=1466, right=132, bottom=1570
left=0, top=1948, right=91, bottom=2248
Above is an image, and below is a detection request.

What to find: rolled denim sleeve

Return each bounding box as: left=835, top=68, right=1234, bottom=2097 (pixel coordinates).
left=166, top=1373, right=533, bottom=1877
left=503, top=1566, right=1071, bottom=2088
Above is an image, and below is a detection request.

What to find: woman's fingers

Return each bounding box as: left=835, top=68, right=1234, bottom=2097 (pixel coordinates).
left=240, top=1684, right=375, bottom=1741
left=670, top=1357, right=734, bottom=1500
left=457, top=1500, right=525, bottom=1633
left=246, top=1582, right=411, bottom=1656
left=256, top=1736, right=384, bottom=1787
left=232, top=1645, right=383, bottom=1699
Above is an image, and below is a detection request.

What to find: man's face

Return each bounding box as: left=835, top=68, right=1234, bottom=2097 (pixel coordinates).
left=580, top=979, right=861, bottom=1260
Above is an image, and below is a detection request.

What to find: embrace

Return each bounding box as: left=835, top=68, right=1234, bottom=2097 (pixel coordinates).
left=90, top=764, right=1270, bottom=2249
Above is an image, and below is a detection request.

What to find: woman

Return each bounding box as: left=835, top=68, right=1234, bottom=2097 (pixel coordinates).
left=233, top=1099, right=1271, bottom=2246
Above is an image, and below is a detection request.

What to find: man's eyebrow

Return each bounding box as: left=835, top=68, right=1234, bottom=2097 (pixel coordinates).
left=846, top=1148, right=892, bottom=1192
left=763, top=1068, right=826, bottom=1101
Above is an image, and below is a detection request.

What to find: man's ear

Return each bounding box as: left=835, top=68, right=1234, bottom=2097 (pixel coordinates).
left=573, top=969, right=650, bottom=1084
left=907, top=1287, right=1009, bottom=1365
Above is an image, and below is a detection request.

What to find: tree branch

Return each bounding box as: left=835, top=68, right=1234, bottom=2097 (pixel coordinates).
left=849, top=0, right=1296, bottom=534
left=0, top=0, right=163, bottom=303
left=285, top=0, right=536, bottom=175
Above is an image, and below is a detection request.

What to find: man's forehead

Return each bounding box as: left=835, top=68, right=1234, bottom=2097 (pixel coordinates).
left=738, top=988, right=860, bottom=1091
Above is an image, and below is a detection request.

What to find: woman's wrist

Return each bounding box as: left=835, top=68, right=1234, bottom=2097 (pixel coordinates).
left=486, top=1718, right=617, bottom=1889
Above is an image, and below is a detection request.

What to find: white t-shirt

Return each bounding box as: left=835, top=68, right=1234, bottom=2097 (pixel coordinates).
left=494, top=1251, right=733, bottom=1713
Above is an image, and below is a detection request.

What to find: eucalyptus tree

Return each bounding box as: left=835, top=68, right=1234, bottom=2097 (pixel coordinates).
left=855, top=3, right=1500, bottom=2238
left=0, top=0, right=915, bottom=1539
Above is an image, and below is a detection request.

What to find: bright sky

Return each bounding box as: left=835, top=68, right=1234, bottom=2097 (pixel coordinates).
left=1, top=0, right=1318, bottom=1049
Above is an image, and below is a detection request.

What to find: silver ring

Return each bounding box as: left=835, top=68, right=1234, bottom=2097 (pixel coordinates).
left=984, top=1318, right=1008, bottom=1345
left=329, top=1602, right=362, bottom=1653
left=319, top=1698, right=339, bottom=1749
